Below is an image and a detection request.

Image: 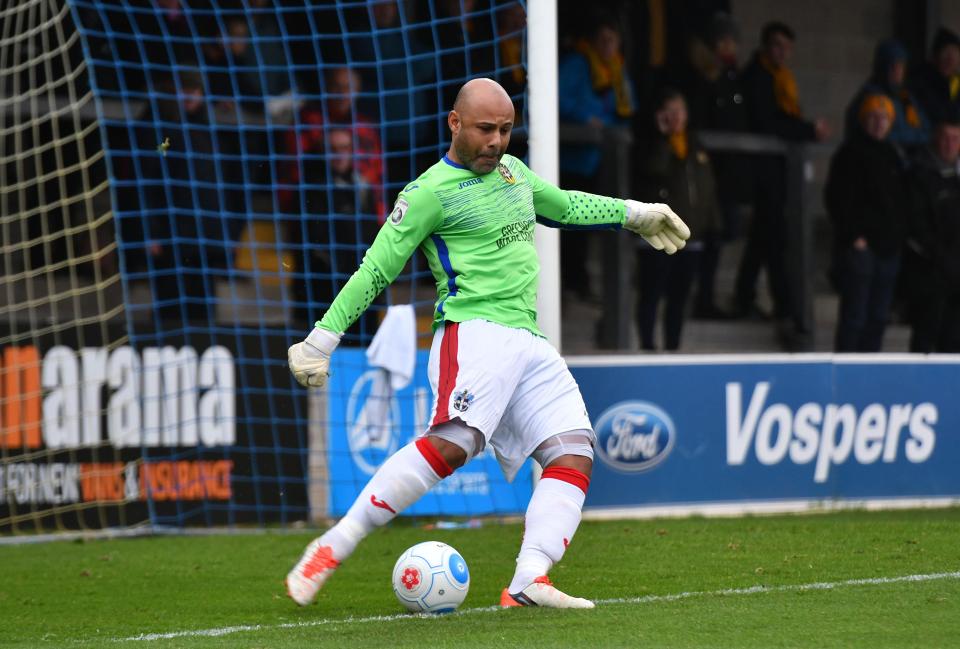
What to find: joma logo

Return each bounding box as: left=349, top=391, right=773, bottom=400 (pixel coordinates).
left=457, top=178, right=483, bottom=190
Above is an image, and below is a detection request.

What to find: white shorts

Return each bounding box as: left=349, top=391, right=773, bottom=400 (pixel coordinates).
left=426, top=319, right=594, bottom=481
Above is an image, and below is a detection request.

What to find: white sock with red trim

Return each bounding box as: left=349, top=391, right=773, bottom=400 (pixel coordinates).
left=317, top=438, right=452, bottom=561
left=508, top=466, right=589, bottom=594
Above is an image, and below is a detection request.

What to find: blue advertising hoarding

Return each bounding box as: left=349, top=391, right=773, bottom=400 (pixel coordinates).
left=325, top=349, right=533, bottom=517
left=568, top=355, right=960, bottom=510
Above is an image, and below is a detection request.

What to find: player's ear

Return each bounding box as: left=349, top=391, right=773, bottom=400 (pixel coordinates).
left=447, top=110, right=460, bottom=135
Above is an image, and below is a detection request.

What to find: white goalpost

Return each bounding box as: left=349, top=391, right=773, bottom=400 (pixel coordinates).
left=528, top=0, right=562, bottom=351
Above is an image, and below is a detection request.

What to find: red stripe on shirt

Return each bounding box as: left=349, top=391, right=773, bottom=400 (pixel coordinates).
left=431, top=322, right=460, bottom=426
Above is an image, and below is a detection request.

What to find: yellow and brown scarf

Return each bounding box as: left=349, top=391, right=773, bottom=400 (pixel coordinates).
left=500, top=37, right=525, bottom=87
left=668, top=131, right=688, bottom=160
left=759, top=52, right=801, bottom=117
left=574, top=38, right=633, bottom=118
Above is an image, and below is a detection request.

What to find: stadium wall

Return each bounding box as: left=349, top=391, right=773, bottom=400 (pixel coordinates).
left=569, top=354, right=960, bottom=518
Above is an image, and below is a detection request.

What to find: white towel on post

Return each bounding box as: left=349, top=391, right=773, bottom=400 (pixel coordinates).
left=366, top=304, right=417, bottom=390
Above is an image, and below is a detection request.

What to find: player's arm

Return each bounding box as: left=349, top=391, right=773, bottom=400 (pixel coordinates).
left=288, top=188, right=442, bottom=388
left=517, top=159, right=690, bottom=254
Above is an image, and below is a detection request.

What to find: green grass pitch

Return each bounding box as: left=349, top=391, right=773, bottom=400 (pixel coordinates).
left=1, top=508, right=958, bottom=648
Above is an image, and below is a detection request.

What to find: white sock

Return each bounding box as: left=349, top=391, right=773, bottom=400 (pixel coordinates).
left=508, top=466, right=588, bottom=594
left=318, top=438, right=452, bottom=561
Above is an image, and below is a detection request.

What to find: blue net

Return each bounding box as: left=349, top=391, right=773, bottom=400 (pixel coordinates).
left=43, top=0, right=532, bottom=530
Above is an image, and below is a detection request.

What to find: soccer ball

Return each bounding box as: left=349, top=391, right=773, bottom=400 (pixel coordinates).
left=391, top=541, right=470, bottom=613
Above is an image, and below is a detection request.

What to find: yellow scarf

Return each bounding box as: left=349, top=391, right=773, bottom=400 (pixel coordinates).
left=647, top=0, right=666, bottom=67
left=574, top=39, right=633, bottom=118
left=668, top=131, right=688, bottom=160
left=500, top=37, right=525, bottom=86
left=759, top=52, right=801, bottom=117
left=950, top=75, right=960, bottom=100
left=899, top=89, right=921, bottom=128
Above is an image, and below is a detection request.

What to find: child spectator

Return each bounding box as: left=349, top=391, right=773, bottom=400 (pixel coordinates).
left=635, top=89, right=721, bottom=351
left=845, top=39, right=929, bottom=151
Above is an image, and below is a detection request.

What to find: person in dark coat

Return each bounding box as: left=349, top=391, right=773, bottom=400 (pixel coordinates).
left=681, top=11, right=751, bottom=318
left=904, top=115, right=960, bottom=352
left=911, top=27, right=960, bottom=127
left=635, top=89, right=722, bottom=351
left=825, top=94, right=911, bottom=352
left=558, top=13, right=636, bottom=300
left=734, top=21, right=829, bottom=331
left=137, top=68, right=242, bottom=325
left=292, top=128, right=380, bottom=346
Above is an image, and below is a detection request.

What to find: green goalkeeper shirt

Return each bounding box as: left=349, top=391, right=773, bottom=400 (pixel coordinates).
left=317, top=153, right=627, bottom=337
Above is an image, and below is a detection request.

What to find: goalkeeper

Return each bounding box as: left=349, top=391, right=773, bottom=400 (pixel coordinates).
left=286, top=78, right=689, bottom=609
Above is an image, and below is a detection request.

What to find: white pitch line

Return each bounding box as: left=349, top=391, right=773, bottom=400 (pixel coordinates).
left=116, top=571, right=960, bottom=643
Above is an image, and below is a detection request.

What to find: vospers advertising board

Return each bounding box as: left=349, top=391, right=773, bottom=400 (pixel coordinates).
left=568, top=355, right=960, bottom=510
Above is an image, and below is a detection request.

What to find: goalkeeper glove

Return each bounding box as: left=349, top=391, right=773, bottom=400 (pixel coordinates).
left=623, top=200, right=691, bottom=254
left=288, top=328, right=341, bottom=388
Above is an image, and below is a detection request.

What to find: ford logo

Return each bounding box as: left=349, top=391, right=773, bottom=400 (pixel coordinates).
left=594, top=401, right=675, bottom=472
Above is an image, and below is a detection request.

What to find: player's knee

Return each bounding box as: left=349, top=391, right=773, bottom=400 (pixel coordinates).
left=426, top=420, right=485, bottom=470
left=425, top=436, right=468, bottom=470
left=532, top=430, right=594, bottom=478
left=544, top=453, right=593, bottom=479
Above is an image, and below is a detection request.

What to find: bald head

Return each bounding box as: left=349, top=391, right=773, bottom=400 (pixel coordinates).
left=447, top=79, right=515, bottom=174
left=453, top=78, right=514, bottom=115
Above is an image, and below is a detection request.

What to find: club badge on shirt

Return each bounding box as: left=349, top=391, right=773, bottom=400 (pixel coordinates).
left=389, top=198, right=409, bottom=225
left=497, top=163, right=516, bottom=184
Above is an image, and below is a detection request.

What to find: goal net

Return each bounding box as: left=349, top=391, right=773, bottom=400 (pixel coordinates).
left=1, top=0, right=531, bottom=536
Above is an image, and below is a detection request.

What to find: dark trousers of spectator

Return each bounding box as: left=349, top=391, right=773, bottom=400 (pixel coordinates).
left=694, top=202, right=744, bottom=316
left=909, top=290, right=960, bottom=352
left=694, top=230, right=720, bottom=314
left=734, top=178, right=792, bottom=321
left=835, top=247, right=900, bottom=352
left=560, top=172, right=596, bottom=299
left=638, top=247, right=701, bottom=350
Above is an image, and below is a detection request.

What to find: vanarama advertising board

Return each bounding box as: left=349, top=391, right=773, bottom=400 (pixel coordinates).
left=568, top=355, right=960, bottom=513
left=0, top=325, right=303, bottom=531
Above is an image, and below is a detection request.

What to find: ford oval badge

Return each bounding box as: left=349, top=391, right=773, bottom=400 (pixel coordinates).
left=594, top=401, right=675, bottom=473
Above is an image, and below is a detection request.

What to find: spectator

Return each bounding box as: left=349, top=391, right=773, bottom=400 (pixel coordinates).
left=351, top=0, right=434, bottom=196
left=845, top=39, right=929, bottom=150
left=681, top=11, right=751, bottom=318
left=495, top=0, right=528, bottom=159
left=244, top=1, right=295, bottom=98
left=496, top=1, right=527, bottom=99
left=435, top=0, right=496, bottom=111
left=280, top=67, right=384, bottom=216
left=142, top=0, right=197, bottom=69
left=223, top=16, right=291, bottom=103
left=558, top=13, right=636, bottom=300
left=292, top=129, right=379, bottom=343
left=635, top=89, right=721, bottom=351
left=903, top=115, right=960, bottom=352
left=734, top=21, right=829, bottom=334
left=824, top=94, right=910, bottom=352
left=911, top=27, right=960, bottom=126
left=137, top=68, right=242, bottom=325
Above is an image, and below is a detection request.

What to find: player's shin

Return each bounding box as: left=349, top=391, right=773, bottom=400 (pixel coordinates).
left=508, top=464, right=589, bottom=594
left=320, top=438, right=454, bottom=561
left=286, top=438, right=454, bottom=605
